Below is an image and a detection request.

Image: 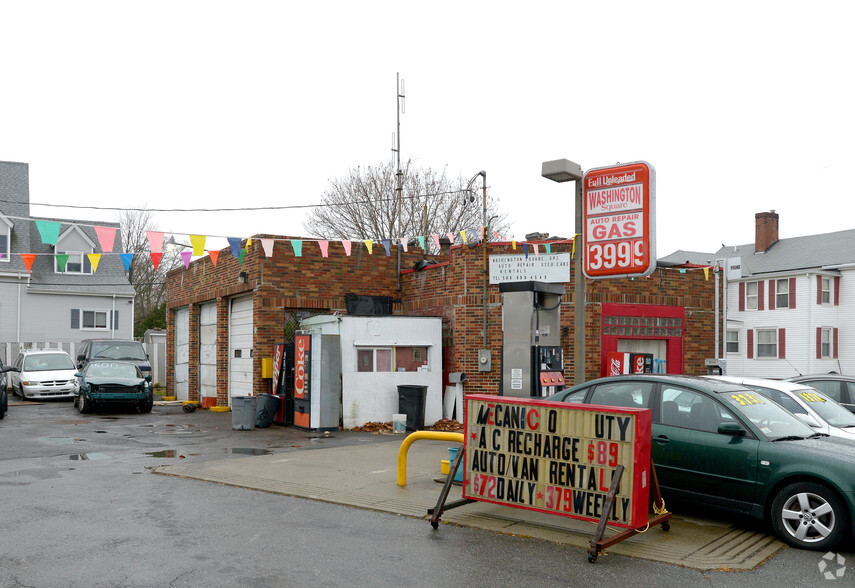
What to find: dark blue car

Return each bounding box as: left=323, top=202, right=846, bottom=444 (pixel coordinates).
left=75, top=360, right=153, bottom=414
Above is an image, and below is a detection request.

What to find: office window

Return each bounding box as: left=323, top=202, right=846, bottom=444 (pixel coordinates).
left=757, top=329, right=777, bottom=358
left=356, top=346, right=429, bottom=373
left=726, top=330, right=739, bottom=353
left=746, top=282, right=758, bottom=310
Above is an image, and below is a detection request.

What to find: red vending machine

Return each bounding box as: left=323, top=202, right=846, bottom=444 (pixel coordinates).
left=293, top=328, right=340, bottom=431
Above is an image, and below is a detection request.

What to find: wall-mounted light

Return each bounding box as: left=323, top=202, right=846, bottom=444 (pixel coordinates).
left=238, top=271, right=247, bottom=284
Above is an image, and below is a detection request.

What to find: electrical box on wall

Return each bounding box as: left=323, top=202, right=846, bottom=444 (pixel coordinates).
left=478, top=349, right=491, bottom=372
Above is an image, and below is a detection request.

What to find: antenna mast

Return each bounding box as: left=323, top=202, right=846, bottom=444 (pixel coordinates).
left=392, top=73, right=405, bottom=236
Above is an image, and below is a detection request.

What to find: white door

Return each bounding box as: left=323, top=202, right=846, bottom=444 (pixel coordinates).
left=174, top=306, right=190, bottom=401
left=199, top=302, right=217, bottom=401
left=229, top=295, right=254, bottom=399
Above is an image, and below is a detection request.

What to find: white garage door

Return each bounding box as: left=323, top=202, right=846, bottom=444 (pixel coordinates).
left=229, top=295, right=254, bottom=399
left=174, top=306, right=190, bottom=401
left=199, top=302, right=217, bottom=401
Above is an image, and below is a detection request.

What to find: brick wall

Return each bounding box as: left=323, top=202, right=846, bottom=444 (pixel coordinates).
left=166, top=235, right=717, bottom=404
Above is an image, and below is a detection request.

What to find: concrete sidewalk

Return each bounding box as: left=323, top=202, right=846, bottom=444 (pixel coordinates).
left=154, top=434, right=783, bottom=570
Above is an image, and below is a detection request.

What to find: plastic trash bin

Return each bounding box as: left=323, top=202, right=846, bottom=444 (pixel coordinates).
left=255, top=394, right=281, bottom=428
left=448, top=446, right=464, bottom=482
left=231, top=395, right=258, bottom=430
left=397, top=385, right=427, bottom=431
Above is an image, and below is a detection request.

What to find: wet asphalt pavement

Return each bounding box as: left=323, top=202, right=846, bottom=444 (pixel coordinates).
left=1, top=398, right=854, bottom=587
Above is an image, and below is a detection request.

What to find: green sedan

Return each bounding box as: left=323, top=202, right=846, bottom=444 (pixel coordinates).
left=547, top=374, right=855, bottom=550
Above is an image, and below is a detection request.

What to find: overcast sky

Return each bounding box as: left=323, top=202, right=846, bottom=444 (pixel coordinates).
left=3, top=1, right=853, bottom=259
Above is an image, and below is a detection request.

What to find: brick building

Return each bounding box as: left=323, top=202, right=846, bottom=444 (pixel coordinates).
left=165, top=235, right=716, bottom=426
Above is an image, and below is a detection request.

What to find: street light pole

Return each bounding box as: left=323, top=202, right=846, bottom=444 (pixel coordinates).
left=541, top=159, right=586, bottom=385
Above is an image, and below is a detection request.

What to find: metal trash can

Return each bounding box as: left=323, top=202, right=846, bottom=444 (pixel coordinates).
left=231, top=395, right=258, bottom=430
left=255, top=394, right=280, bottom=428
left=397, top=385, right=427, bottom=431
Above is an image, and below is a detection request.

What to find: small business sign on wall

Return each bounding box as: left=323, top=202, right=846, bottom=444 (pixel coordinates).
left=463, top=394, right=652, bottom=529
left=489, top=253, right=572, bottom=284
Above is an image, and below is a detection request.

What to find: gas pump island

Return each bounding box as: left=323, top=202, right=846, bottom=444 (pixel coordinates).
left=430, top=278, right=672, bottom=563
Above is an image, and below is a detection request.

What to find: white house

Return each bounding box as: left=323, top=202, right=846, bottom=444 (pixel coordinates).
left=663, top=211, right=852, bottom=378
left=0, top=161, right=135, bottom=356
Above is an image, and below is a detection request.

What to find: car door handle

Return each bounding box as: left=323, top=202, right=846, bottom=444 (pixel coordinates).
left=653, top=435, right=670, bottom=444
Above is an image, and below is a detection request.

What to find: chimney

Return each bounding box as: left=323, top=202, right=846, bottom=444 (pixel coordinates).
left=755, top=210, right=779, bottom=253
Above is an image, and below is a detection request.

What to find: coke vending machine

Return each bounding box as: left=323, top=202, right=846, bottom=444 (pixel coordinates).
left=606, top=352, right=654, bottom=375
left=293, top=329, right=340, bottom=431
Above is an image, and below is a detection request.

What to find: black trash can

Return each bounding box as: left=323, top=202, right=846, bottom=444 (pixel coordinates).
left=255, top=394, right=281, bottom=428
left=397, top=385, right=428, bottom=431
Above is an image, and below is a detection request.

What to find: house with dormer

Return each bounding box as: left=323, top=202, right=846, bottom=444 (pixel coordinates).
left=665, top=211, right=853, bottom=379
left=0, top=161, right=135, bottom=352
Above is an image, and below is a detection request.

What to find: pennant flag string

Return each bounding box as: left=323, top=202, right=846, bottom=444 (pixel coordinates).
left=146, top=231, right=164, bottom=253
left=190, top=235, right=206, bottom=257
left=35, top=220, right=61, bottom=245
left=318, top=240, right=330, bottom=257
left=94, top=226, right=116, bottom=252
left=87, top=253, right=101, bottom=273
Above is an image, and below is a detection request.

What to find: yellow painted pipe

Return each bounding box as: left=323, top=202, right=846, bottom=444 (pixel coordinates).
left=397, top=431, right=464, bottom=486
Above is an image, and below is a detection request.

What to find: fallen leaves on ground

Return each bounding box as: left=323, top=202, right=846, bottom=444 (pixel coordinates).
left=351, top=419, right=463, bottom=433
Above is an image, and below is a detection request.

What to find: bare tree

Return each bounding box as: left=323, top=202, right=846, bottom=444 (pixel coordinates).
left=303, top=161, right=509, bottom=247
left=117, top=207, right=181, bottom=336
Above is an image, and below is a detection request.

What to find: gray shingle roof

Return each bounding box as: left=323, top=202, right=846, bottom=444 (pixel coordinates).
left=713, top=229, right=855, bottom=277
left=1, top=161, right=134, bottom=296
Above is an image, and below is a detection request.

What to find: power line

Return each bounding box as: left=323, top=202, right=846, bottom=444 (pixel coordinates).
left=0, top=186, right=474, bottom=213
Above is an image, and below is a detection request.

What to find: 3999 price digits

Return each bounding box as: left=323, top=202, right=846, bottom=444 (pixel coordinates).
left=587, top=240, right=644, bottom=271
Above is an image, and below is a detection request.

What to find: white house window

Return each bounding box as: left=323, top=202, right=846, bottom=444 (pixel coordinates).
left=776, top=279, right=789, bottom=308
left=356, top=346, right=430, bottom=373
left=821, top=277, right=831, bottom=304
left=726, top=330, right=739, bottom=353
left=821, top=328, right=832, bottom=358
left=757, top=329, right=777, bottom=358
left=82, top=310, right=108, bottom=330
left=56, top=251, right=93, bottom=274
left=0, top=232, right=8, bottom=262
left=746, top=282, right=758, bottom=310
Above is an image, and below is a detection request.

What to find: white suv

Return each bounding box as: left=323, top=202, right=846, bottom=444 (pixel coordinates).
left=11, top=349, right=79, bottom=400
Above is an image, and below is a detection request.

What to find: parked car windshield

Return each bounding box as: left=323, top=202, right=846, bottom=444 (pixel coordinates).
left=718, top=390, right=816, bottom=440
left=86, top=362, right=141, bottom=379
left=91, top=342, right=147, bottom=361
left=23, top=353, right=75, bottom=371
left=792, top=388, right=855, bottom=428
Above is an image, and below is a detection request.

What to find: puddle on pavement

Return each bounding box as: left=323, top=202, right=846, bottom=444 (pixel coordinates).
left=69, top=453, right=113, bottom=460
left=224, top=448, right=273, bottom=456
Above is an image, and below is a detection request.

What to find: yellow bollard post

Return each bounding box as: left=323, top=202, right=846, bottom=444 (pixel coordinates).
left=397, top=431, right=464, bottom=486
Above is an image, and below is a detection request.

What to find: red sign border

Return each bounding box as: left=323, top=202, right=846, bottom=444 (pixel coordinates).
left=582, top=161, right=656, bottom=280
left=462, top=394, right=652, bottom=529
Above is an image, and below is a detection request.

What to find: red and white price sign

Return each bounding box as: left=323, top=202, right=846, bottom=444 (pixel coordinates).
left=583, top=162, right=656, bottom=279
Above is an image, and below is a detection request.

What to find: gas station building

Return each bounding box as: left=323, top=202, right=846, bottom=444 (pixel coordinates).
left=165, top=236, right=716, bottom=428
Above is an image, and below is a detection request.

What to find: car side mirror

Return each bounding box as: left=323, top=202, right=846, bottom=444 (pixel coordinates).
left=794, top=413, right=822, bottom=428
left=74, top=373, right=84, bottom=378
left=718, top=422, right=746, bottom=436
